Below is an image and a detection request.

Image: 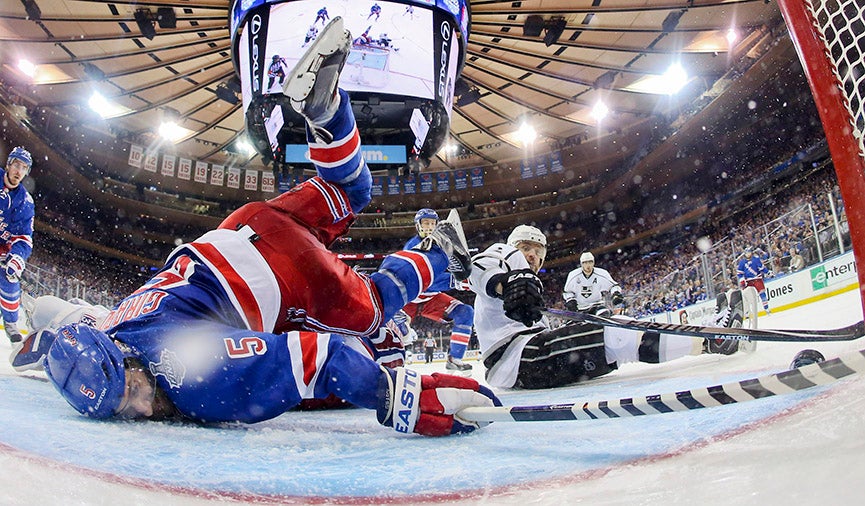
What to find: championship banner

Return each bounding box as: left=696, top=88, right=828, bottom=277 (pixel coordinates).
left=436, top=171, right=450, bottom=192
left=387, top=175, right=401, bottom=195
left=535, top=154, right=548, bottom=177
left=144, top=152, right=158, bottom=173
left=420, top=173, right=434, bottom=193
left=261, top=171, right=275, bottom=193
left=161, top=155, right=176, bottom=177
left=454, top=169, right=468, bottom=190
left=371, top=176, right=384, bottom=196
left=470, top=167, right=484, bottom=187
left=177, top=158, right=192, bottom=180
left=244, top=169, right=258, bottom=191
left=520, top=159, right=533, bottom=179
left=550, top=151, right=564, bottom=173
left=210, top=164, right=225, bottom=186
left=128, top=144, right=143, bottom=168
left=227, top=167, right=241, bottom=189
left=403, top=173, right=417, bottom=194
left=194, top=161, right=208, bottom=183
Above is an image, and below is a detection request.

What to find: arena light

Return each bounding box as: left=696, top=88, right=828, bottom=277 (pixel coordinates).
left=88, top=92, right=129, bottom=118
left=591, top=101, right=609, bottom=122
left=662, top=63, right=688, bottom=94
left=517, top=122, right=537, bottom=145
left=158, top=120, right=190, bottom=143
left=17, top=59, right=37, bottom=78
left=236, top=138, right=257, bottom=156
left=726, top=28, right=738, bottom=45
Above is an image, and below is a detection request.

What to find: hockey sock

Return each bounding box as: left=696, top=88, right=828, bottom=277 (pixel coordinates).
left=446, top=303, right=473, bottom=360
left=371, top=248, right=449, bottom=321
left=306, top=89, right=372, bottom=213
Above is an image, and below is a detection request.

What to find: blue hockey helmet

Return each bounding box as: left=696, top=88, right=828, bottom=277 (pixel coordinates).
left=44, top=324, right=128, bottom=419
left=6, top=146, right=32, bottom=169
left=414, top=208, right=439, bottom=237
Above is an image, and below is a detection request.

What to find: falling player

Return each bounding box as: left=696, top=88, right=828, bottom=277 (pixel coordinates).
left=562, top=251, right=624, bottom=316
left=468, top=225, right=744, bottom=389
left=402, top=208, right=474, bottom=374
left=36, top=18, right=499, bottom=436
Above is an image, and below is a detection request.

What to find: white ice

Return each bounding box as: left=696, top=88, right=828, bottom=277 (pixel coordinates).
left=1, top=289, right=864, bottom=505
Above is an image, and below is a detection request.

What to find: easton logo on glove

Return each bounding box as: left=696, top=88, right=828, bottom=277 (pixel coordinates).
left=501, top=268, right=544, bottom=327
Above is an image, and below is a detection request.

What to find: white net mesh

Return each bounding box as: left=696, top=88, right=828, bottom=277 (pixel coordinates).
left=344, top=46, right=390, bottom=88
left=806, top=0, right=865, bottom=164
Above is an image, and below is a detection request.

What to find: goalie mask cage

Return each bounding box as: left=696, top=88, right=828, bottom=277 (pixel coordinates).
left=776, top=0, right=865, bottom=312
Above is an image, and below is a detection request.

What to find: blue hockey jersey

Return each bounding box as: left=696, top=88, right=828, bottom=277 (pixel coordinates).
left=0, top=167, right=34, bottom=260
left=737, top=255, right=769, bottom=282
left=404, top=235, right=454, bottom=294
left=99, top=245, right=382, bottom=424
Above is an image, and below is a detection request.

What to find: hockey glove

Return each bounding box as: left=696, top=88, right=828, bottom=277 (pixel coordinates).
left=377, top=367, right=501, bottom=436
left=564, top=299, right=579, bottom=312
left=501, top=269, right=544, bottom=327
left=4, top=254, right=25, bottom=282
left=611, top=291, right=624, bottom=306
left=739, top=279, right=747, bottom=289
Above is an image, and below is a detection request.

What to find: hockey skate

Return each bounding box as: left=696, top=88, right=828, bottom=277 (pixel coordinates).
left=414, top=209, right=472, bottom=281
left=445, top=354, right=473, bottom=376
left=704, top=290, right=744, bottom=355
left=284, top=16, right=351, bottom=143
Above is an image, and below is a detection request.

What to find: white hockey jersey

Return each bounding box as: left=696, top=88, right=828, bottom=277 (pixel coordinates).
left=562, top=267, right=621, bottom=310
left=468, top=242, right=548, bottom=388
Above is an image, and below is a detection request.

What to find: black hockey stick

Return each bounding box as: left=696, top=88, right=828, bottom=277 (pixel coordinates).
left=542, top=308, right=865, bottom=343
left=458, top=348, right=865, bottom=423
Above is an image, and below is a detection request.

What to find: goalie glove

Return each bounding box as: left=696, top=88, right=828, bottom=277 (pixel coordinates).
left=611, top=291, right=624, bottom=306
left=500, top=269, right=544, bottom=327
left=376, top=367, right=500, bottom=436
left=4, top=254, right=25, bottom=282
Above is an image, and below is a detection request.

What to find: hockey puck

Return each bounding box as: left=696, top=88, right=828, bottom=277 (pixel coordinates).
left=789, top=349, right=825, bottom=369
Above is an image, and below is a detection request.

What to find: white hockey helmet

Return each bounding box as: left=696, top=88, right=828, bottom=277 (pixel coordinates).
left=507, top=225, right=546, bottom=249
left=580, top=252, right=594, bottom=263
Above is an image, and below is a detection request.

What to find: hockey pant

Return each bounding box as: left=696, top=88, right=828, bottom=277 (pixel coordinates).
left=483, top=324, right=616, bottom=390
left=404, top=292, right=473, bottom=360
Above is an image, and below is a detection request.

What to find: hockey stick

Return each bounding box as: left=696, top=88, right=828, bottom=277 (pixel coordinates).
left=458, top=348, right=865, bottom=423
left=542, top=308, right=865, bottom=343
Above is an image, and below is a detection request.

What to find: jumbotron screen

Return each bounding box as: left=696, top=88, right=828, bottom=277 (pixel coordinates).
left=231, top=0, right=469, bottom=164
left=237, top=1, right=449, bottom=112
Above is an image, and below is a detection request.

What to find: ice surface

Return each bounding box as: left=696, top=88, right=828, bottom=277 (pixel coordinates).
left=1, top=289, right=864, bottom=505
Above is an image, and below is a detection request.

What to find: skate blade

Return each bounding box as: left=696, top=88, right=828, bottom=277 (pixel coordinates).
left=284, top=17, right=350, bottom=103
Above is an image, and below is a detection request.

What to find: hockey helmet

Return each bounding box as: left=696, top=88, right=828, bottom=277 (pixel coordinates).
left=507, top=225, right=546, bottom=248
left=414, top=208, right=439, bottom=237
left=6, top=146, right=32, bottom=170
left=272, top=55, right=280, bottom=61
left=44, top=324, right=128, bottom=419
left=580, top=252, right=595, bottom=263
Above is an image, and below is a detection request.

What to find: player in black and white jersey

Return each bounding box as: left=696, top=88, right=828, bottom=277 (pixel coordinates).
left=562, top=252, right=623, bottom=316
left=468, top=226, right=744, bottom=390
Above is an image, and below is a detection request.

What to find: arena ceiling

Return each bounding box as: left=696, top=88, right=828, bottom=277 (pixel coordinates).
left=0, top=0, right=785, bottom=171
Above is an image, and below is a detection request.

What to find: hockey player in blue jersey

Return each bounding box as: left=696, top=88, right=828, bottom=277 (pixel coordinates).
left=1, top=146, right=35, bottom=344
left=39, top=18, right=499, bottom=436
left=403, top=209, right=474, bottom=374
left=314, top=6, right=329, bottom=26
left=736, top=247, right=771, bottom=314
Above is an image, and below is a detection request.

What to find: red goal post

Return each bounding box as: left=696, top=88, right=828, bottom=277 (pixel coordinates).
left=776, top=0, right=865, bottom=313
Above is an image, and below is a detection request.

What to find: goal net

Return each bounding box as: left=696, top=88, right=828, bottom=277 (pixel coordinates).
left=777, top=0, right=865, bottom=309
left=344, top=46, right=390, bottom=89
